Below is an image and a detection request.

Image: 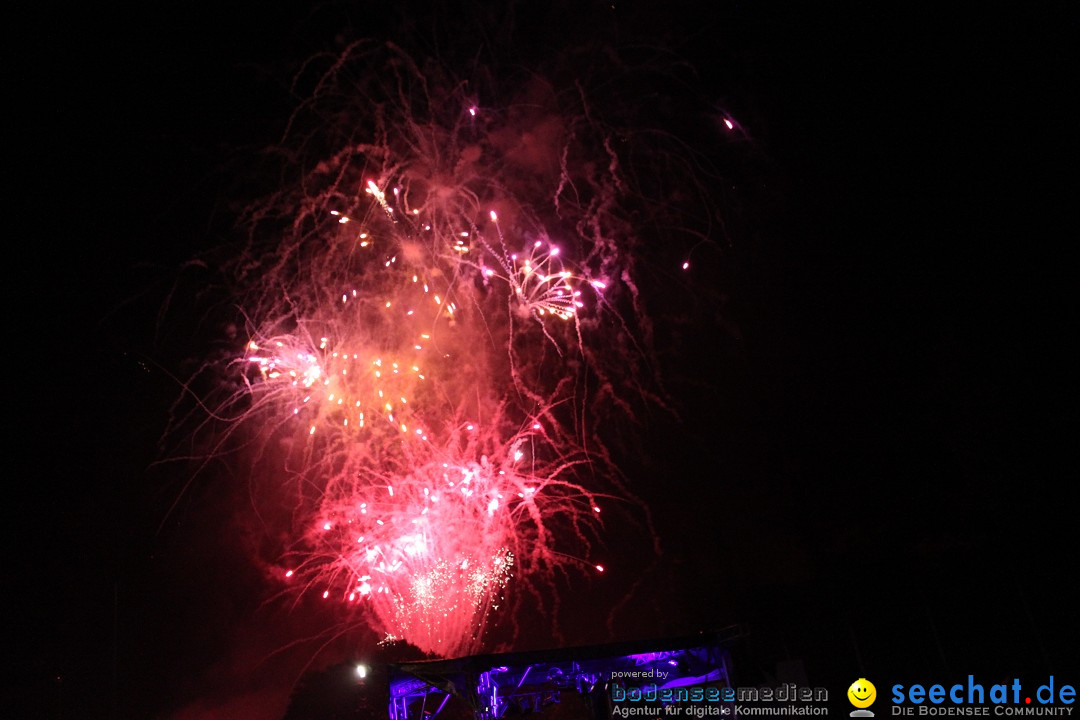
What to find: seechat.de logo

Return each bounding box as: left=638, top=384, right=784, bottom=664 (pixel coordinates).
left=891, top=676, right=1076, bottom=716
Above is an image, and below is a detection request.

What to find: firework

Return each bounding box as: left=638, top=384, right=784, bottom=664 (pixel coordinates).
left=178, top=38, right=716, bottom=657
left=233, top=184, right=608, bottom=653
left=281, top=412, right=601, bottom=656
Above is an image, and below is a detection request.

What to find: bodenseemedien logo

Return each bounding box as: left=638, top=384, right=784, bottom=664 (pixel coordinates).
left=849, top=679, right=877, bottom=717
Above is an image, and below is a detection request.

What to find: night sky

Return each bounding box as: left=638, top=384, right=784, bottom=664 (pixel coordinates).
left=9, top=2, right=1076, bottom=718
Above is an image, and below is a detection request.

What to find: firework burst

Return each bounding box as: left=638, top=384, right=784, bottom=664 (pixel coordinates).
left=171, top=37, right=720, bottom=657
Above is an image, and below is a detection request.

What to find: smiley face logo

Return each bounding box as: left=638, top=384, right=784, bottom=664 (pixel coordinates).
left=848, top=678, right=877, bottom=709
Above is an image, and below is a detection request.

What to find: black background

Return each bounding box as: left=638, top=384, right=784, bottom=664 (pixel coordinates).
left=7, top=2, right=1075, bottom=718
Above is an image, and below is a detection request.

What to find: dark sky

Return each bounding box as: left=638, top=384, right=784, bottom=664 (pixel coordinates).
left=8, top=2, right=1075, bottom=718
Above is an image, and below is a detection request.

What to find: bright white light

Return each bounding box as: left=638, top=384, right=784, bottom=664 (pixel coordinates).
left=356, top=664, right=369, bottom=679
